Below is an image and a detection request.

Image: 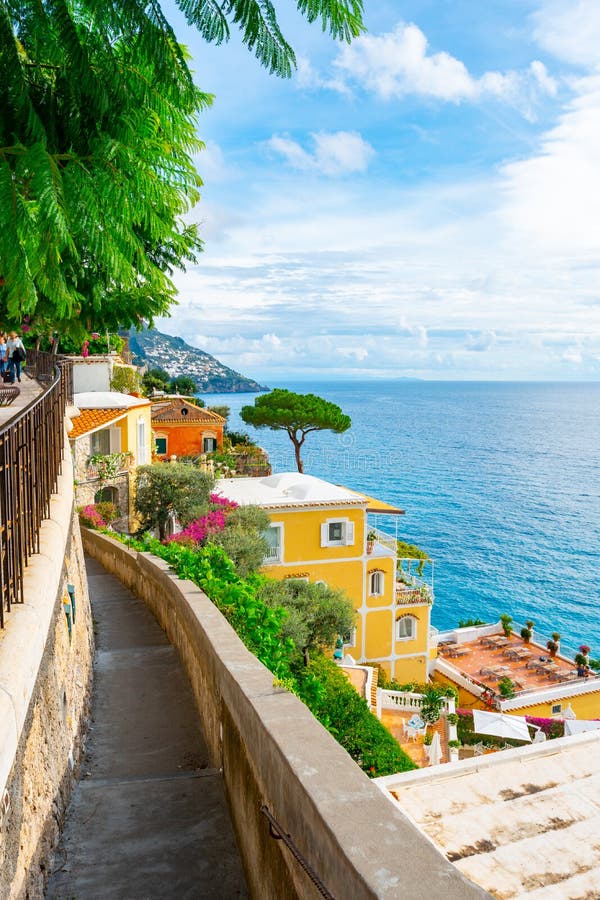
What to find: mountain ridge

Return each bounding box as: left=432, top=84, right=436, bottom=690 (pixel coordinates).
left=126, top=327, right=267, bottom=393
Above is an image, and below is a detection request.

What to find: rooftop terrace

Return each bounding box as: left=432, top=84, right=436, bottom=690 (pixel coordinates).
left=436, top=631, right=600, bottom=706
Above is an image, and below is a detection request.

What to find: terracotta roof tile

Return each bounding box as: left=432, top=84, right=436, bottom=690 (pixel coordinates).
left=69, top=407, right=126, bottom=439
left=151, top=397, right=225, bottom=424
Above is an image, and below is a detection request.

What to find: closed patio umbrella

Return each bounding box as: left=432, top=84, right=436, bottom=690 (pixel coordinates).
left=472, top=709, right=532, bottom=742
left=427, top=731, right=442, bottom=766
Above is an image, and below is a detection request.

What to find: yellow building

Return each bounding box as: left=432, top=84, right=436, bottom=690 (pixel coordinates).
left=69, top=391, right=153, bottom=530
left=216, top=473, right=433, bottom=682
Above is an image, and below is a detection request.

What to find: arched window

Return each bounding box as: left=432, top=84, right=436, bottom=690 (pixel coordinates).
left=369, top=570, right=384, bottom=596
left=94, top=485, right=119, bottom=508
left=396, top=615, right=417, bottom=641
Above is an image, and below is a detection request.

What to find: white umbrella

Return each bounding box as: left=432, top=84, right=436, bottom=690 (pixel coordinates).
left=564, top=719, right=600, bottom=736
left=472, top=709, right=532, bottom=742
left=427, top=731, right=442, bottom=766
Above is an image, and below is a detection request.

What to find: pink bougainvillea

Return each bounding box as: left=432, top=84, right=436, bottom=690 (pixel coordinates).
left=78, top=504, right=106, bottom=529
left=209, top=493, right=238, bottom=510
left=165, top=494, right=238, bottom=546
left=167, top=509, right=228, bottom=546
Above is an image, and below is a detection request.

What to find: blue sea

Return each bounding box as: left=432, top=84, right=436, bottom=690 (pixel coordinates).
left=201, top=382, right=600, bottom=657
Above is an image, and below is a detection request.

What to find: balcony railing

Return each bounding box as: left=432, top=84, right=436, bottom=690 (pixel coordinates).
left=0, top=363, right=66, bottom=626
left=26, top=349, right=74, bottom=404
left=264, top=546, right=282, bottom=562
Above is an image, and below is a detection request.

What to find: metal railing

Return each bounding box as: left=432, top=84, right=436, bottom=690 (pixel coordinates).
left=25, top=349, right=74, bottom=404
left=0, top=361, right=66, bottom=626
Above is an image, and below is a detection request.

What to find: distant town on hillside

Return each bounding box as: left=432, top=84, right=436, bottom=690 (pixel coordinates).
left=126, top=327, right=267, bottom=393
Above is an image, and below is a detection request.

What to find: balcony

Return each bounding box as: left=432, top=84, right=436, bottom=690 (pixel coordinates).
left=263, top=545, right=282, bottom=563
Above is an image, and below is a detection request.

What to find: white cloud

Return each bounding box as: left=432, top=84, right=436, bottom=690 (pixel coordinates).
left=296, top=55, right=350, bottom=96
left=499, top=74, right=600, bottom=254
left=267, top=131, right=375, bottom=176
left=330, top=23, right=557, bottom=111
left=532, top=1, right=600, bottom=68
left=466, top=331, right=497, bottom=352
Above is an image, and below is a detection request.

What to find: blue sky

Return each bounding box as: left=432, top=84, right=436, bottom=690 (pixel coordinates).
left=159, top=1, right=600, bottom=381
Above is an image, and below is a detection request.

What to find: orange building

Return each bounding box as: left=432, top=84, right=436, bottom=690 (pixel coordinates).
left=151, top=397, right=225, bottom=459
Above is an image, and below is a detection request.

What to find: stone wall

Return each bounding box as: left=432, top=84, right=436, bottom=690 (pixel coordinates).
left=0, top=447, right=94, bottom=900
left=83, top=529, right=489, bottom=900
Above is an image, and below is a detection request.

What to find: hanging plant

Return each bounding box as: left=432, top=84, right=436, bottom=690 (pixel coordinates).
left=87, top=452, right=133, bottom=485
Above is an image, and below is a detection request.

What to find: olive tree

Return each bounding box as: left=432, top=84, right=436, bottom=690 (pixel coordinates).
left=259, top=578, right=355, bottom=665
left=135, top=464, right=213, bottom=539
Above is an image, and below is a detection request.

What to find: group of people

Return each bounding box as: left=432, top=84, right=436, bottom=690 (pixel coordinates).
left=0, top=331, right=26, bottom=384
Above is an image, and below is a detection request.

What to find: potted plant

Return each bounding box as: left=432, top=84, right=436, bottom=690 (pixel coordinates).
left=366, top=529, right=377, bottom=555
left=546, top=638, right=559, bottom=657
left=575, top=653, right=587, bottom=677
left=500, top=613, right=513, bottom=638
left=498, top=676, right=516, bottom=699
left=520, top=626, right=532, bottom=644
left=579, top=644, right=591, bottom=661
left=448, top=739, right=461, bottom=762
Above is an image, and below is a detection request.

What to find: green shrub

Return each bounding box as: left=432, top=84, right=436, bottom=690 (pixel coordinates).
left=133, top=535, right=415, bottom=777
left=458, top=617, right=485, bottom=628
left=94, top=501, right=119, bottom=524
left=295, top=655, right=417, bottom=776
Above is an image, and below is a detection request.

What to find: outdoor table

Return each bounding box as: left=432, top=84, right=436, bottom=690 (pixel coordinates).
left=480, top=665, right=511, bottom=678
left=485, top=636, right=509, bottom=649
left=446, top=646, right=470, bottom=658
left=526, top=659, right=553, bottom=672
left=503, top=647, right=532, bottom=661
left=548, top=668, right=576, bottom=682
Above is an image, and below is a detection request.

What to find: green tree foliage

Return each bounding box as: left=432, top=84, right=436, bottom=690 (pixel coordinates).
left=135, top=464, right=213, bottom=539
left=170, top=375, right=198, bottom=395
left=211, top=504, right=271, bottom=577
left=208, top=404, right=230, bottom=421
left=240, top=389, right=351, bottom=473
left=260, top=578, right=355, bottom=665
left=142, top=367, right=172, bottom=396
left=110, top=366, right=142, bottom=395
left=1, top=1, right=364, bottom=333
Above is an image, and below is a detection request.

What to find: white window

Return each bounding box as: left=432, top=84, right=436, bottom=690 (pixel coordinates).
left=369, top=571, right=384, bottom=596
left=396, top=616, right=417, bottom=641
left=90, top=428, right=111, bottom=455
left=551, top=703, right=562, bottom=715
left=137, top=417, right=147, bottom=465
left=320, top=518, right=355, bottom=547
left=203, top=436, right=217, bottom=452
left=263, top=524, right=283, bottom=562
left=345, top=627, right=357, bottom=648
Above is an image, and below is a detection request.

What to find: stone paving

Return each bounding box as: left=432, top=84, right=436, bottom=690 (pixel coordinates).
left=46, top=556, right=248, bottom=900
left=0, top=371, right=41, bottom=425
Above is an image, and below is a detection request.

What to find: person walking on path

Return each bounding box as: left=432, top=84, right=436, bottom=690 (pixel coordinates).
left=0, top=334, right=8, bottom=378
left=7, top=331, right=26, bottom=383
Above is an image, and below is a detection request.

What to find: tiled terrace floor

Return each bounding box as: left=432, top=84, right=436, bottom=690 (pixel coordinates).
left=438, top=633, right=598, bottom=697
left=382, top=709, right=447, bottom=768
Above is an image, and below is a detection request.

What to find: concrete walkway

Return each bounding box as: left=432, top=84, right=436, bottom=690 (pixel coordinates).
left=47, top=557, right=248, bottom=900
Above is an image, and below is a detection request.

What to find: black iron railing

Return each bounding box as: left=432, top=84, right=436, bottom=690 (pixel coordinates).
left=26, top=349, right=74, bottom=404
left=0, top=361, right=66, bottom=626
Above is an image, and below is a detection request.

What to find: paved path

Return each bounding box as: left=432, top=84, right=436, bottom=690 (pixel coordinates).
left=0, top=371, right=41, bottom=425
left=47, top=557, right=248, bottom=900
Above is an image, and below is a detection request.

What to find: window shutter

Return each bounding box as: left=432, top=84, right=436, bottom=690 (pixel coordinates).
left=320, top=523, right=329, bottom=547
left=345, top=521, right=355, bottom=545
left=109, top=427, right=121, bottom=452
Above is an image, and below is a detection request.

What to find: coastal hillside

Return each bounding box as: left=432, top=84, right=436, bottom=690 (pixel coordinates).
left=126, top=327, right=266, bottom=393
